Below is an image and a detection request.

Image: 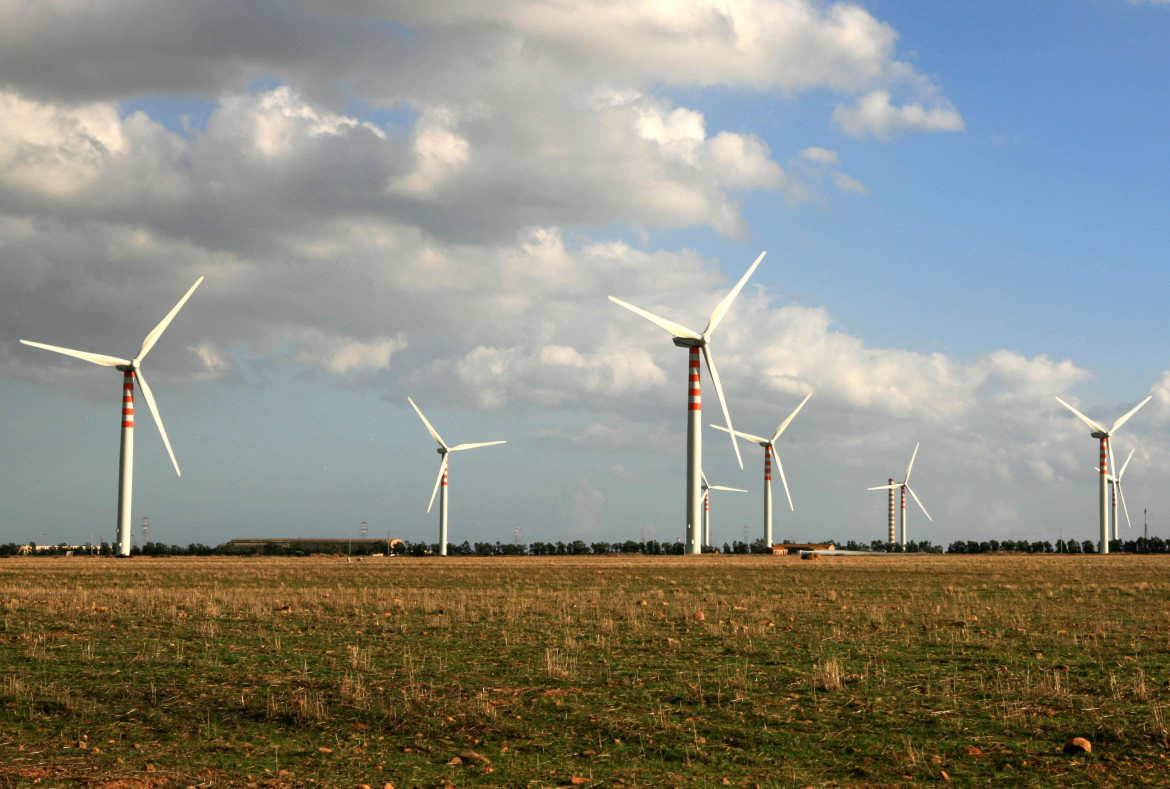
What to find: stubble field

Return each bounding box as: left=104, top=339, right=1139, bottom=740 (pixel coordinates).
left=1, top=553, right=1168, bottom=788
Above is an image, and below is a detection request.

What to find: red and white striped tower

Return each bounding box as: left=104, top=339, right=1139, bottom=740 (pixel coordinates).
left=763, top=445, right=773, bottom=547
left=703, top=489, right=711, bottom=547
left=887, top=478, right=895, bottom=545
left=438, top=456, right=449, bottom=556
left=1098, top=434, right=1109, bottom=553
left=685, top=346, right=702, bottom=554
left=900, top=485, right=907, bottom=548
left=116, top=368, right=135, bottom=557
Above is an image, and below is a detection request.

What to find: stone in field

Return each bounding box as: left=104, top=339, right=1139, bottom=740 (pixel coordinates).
left=460, top=750, right=490, bottom=765
left=693, top=610, right=706, bottom=621
left=1063, top=737, right=1091, bottom=754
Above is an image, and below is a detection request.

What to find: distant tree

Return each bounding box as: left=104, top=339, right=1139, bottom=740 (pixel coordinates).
left=1081, top=540, right=1096, bottom=554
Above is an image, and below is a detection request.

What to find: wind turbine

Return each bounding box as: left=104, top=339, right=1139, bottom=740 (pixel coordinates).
left=1097, top=446, right=1135, bottom=541
left=712, top=391, right=812, bottom=548
left=700, top=471, right=747, bottom=549
left=867, top=443, right=931, bottom=549
left=609, top=251, right=765, bottom=554
left=407, top=397, right=505, bottom=556
left=20, top=277, right=205, bottom=557
left=1055, top=395, right=1150, bottom=554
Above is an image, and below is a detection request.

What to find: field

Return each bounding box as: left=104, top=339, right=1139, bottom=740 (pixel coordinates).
left=1, top=554, right=1168, bottom=788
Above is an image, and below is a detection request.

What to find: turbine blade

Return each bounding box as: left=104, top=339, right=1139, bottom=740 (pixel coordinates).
left=771, top=391, right=813, bottom=443
left=904, top=442, right=920, bottom=485
left=607, top=296, right=702, bottom=340
left=701, top=470, right=709, bottom=487
left=1055, top=397, right=1106, bottom=433
left=1117, top=482, right=1132, bottom=530
left=867, top=484, right=899, bottom=491
left=408, top=397, right=447, bottom=449
left=448, top=440, right=507, bottom=452
left=1118, top=447, right=1135, bottom=480
left=702, top=345, right=742, bottom=469
left=906, top=485, right=932, bottom=521
left=709, top=424, right=769, bottom=444
left=709, top=485, right=748, bottom=493
left=20, top=340, right=129, bottom=367
left=135, top=370, right=180, bottom=476
left=1107, top=441, right=1116, bottom=482
left=137, top=277, right=204, bottom=361
left=704, top=251, right=765, bottom=335
left=1110, top=396, right=1152, bottom=434
left=427, top=457, right=446, bottom=513
left=775, top=452, right=794, bottom=511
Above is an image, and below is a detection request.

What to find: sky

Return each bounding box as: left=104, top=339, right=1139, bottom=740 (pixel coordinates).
left=3, top=0, right=1170, bottom=551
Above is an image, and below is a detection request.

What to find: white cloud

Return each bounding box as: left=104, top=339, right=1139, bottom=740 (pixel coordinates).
left=0, top=90, right=127, bottom=196
left=390, top=108, right=470, bottom=198
left=834, top=90, right=965, bottom=140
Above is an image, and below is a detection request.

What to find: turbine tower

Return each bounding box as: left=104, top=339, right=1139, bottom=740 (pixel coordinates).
left=1056, top=396, right=1150, bottom=554
left=700, top=471, right=747, bottom=549
left=21, top=277, right=205, bottom=557
left=712, top=391, right=812, bottom=548
left=609, top=252, right=765, bottom=554
left=868, top=443, right=931, bottom=549
left=407, top=397, right=505, bottom=556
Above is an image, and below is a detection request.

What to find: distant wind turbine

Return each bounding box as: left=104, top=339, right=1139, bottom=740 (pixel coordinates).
left=712, top=391, right=812, bottom=548
left=407, top=397, right=505, bottom=556
left=1097, top=446, right=1136, bottom=540
left=868, top=443, right=931, bottom=548
left=1056, top=395, right=1150, bottom=554
left=609, top=252, right=765, bottom=554
left=700, top=471, right=747, bottom=549
left=20, top=277, right=205, bottom=557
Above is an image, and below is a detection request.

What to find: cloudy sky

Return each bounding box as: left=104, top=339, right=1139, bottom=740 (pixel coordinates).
left=3, top=0, right=1170, bottom=550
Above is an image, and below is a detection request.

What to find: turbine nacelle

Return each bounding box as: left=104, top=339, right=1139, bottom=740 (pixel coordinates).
left=672, top=336, right=705, bottom=348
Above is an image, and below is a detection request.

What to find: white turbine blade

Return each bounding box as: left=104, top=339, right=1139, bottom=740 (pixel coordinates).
left=607, top=296, right=701, bottom=341
left=1107, top=441, right=1116, bottom=482
left=448, top=440, right=506, bottom=452
left=1055, top=397, right=1107, bottom=433
left=702, top=345, right=742, bottom=469
left=701, top=470, right=710, bottom=487
left=868, top=484, right=899, bottom=491
left=20, top=340, right=129, bottom=368
left=427, top=457, right=446, bottom=513
left=137, top=276, right=204, bottom=361
left=408, top=397, right=447, bottom=449
left=774, top=452, right=794, bottom=511
left=904, top=442, right=921, bottom=485
left=1110, top=396, right=1152, bottom=434
left=709, top=485, right=748, bottom=493
left=1117, top=482, right=1133, bottom=530
left=704, top=251, right=765, bottom=336
left=771, top=391, right=813, bottom=443
left=709, top=424, right=769, bottom=444
left=906, top=485, right=932, bottom=522
left=135, top=369, right=180, bottom=476
left=1117, top=447, right=1135, bottom=480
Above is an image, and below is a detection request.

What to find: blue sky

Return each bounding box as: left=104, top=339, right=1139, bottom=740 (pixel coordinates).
left=2, top=0, right=1170, bottom=550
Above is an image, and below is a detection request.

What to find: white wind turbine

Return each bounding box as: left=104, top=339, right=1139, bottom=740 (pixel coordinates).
left=868, top=443, right=931, bottom=549
left=609, top=251, right=765, bottom=554
left=712, top=391, right=812, bottom=548
left=20, top=277, right=205, bottom=557
left=1096, top=446, right=1136, bottom=541
left=700, top=471, right=747, bottom=549
left=1056, top=395, right=1150, bottom=554
left=407, top=397, right=505, bottom=556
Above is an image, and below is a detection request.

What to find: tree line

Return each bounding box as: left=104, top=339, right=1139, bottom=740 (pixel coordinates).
left=4, top=535, right=1168, bottom=557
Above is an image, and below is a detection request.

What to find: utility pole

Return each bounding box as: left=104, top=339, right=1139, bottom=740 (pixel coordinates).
left=1144, top=508, right=1148, bottom=541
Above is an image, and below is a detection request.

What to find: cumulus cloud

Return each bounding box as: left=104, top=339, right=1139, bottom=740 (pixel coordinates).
left=834, top=90, right=965, bottom=140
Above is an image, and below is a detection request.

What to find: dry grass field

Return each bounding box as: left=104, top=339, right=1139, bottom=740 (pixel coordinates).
left=1, top=553, right=1168, bottom=788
